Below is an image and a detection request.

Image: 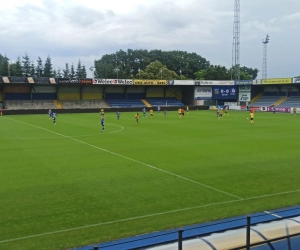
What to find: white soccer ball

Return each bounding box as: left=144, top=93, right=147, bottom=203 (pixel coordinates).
left=247, top=118, right=249, bottom=119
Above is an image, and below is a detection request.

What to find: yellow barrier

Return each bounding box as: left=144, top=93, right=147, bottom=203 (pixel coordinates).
left=250, top=92, right=263, bottom=104
left=142, top=99, right=152, bottom=107
left=82, top=93, right=103, bottom=100
left=274, top=96, right=287, bottom=106
left=54, top=100, right=63, bottom=109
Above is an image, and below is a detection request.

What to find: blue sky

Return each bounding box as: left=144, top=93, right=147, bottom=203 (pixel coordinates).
left=1, top=0, right=299, bottom=78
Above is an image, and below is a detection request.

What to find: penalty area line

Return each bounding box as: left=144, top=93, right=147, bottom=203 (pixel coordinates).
left=1, top=189, right=300, bottom=244
left=4, top=117, right=243, bottom=200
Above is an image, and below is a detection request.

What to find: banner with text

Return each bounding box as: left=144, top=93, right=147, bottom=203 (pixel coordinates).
left=239, top=92, right=251, bottom=102
left=195, top=80, right=234, bottom=86
left=267, top=107, right=291, bottom=113
left=79, top=79, right=93, bottom=84
left=262, top=78, right=292, bottom=84
left=58, top=78, right=81, bottom=84
left=293, top=77, right=300, bottom=84
left=133, top=79, right=168, bottom=85
left=168, top=80, right=194, bottom=85
left=194, top=86, right=212, bottom=99
left=239, top=86, right=251, bottom=92
left=212, top=86, right=237, bottom=100
left=235, top=80, right=253, bottom=85
left=93, top=79, right=133, bottom=85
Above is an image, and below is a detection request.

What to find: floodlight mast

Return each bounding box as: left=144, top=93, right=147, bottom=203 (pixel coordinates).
left=262, top=34, right=270, bottom=79
left=232, top=0, right=240, bottom=80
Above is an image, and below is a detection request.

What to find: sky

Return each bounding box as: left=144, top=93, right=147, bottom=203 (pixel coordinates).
left=1, top=0, right=299, bottom=78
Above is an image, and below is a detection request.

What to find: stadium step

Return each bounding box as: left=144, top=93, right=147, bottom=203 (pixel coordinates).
left=274, top=96, right=287, bottom=106
left=142, top=99, right=152, bottom=107
left=54, top=100, right=63, bottom=109
left=250, top=92, right=263, bottom=104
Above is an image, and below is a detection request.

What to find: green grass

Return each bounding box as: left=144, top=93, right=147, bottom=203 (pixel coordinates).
left=1, top=110, right=300, bottom=250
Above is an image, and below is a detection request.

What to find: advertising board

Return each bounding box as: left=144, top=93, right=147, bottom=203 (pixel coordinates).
left=168, top=80, right=194, bottom=85
left=262, top=78, right=292, bottom=84
left=213, top=86, right=237, bottom=99
left=194, top=86, right=212, bottom=99
left=195, top=80, right=234, bottom=86
left=133, top=79, right=167, bottom=85
left=93, top=79, right=133, bottom=85
left=239, top=92, right=251, bottom=102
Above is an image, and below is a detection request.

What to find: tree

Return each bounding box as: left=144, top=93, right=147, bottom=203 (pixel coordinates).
left=195, top=65, right=230, bottom=80
left=76, top=59, right=85, bottom=78
left=22, top=53, right=31, bottom=76
left=10, top=57, right=23, bottom=76
left=81, top=65, right=87, bottom=78
left=57, top=68, right=62, bottom=78
left=43, top=55, right=53, bottom=77
left=30, top=62, right=36, bottom=77
left=70, top=64, right=75, bottom=78
left=36, top=57, right=43, bottom=77
left=63, top=63, right=70, bottom=78
left=136, top=60, right=180, bottom=80
left=195, top=65, right=255, bottom=80
left=240, top=66, right=259, bottom=79
left=0, top=55, right=10, bottom=76
left=94, top=49, right=210, bottom=79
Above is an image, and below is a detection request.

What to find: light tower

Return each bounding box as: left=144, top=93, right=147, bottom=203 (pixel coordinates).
left=232, top=0, right=240, bottom=80
left=262, top=34, right=270, bottom=79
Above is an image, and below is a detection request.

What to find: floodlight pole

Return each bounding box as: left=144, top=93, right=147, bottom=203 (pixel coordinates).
left=232, top=0, right=240, bottom=80
left=262, top=34, right=270, bottom=79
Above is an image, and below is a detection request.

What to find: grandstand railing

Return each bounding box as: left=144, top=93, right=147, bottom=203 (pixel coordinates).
left=83, top=206, right=300, bottom=250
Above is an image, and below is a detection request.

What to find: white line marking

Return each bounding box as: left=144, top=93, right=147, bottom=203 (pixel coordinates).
left=1, top=189, right=300, bottom=244
left=4, top=117, right=243, bottom=200
left=264, top=211, right=282, bottom=218
left=4, top=124, right=124, bottom=140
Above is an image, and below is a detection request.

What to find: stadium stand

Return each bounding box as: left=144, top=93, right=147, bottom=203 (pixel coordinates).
left=127, top=92, right=146, bottom=99
left=32, top=93, right=57, bottom=100
left=82, top=92, right=103, bottom=100
left=82, top=86, right=103, bottom=101
left=250, top=96, right=282, bottom=107
left=104, top=93, right=146, bottom=108
left=105, top=98, right=146, bottom=108
left=81, top=100, right=110, bottom=109
left=5, top=100, right=56, bottom=109
left=147, top=97, right=185, bottom=107
left=58, top=92, right=80, bottom=101
left=60, top=100, right=110, bottom=109
left=277, top=96, right=300, bottom=108
left=3, top=86, right=31, bottom=101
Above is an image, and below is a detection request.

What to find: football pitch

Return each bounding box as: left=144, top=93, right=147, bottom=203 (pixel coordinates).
left=1, top=110, right=300, bottom=250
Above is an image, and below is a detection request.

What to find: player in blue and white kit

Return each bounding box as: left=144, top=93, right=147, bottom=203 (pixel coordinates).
left=157, top=105, right=160, bottom=113
left=101, top=115, right=105, bottom=132
left=142, top=108, right=147, bottom=118
left=116, top=111, right=121, bottom=120
left=164, top=109, right=167, bottom=118
left=52, top=112, right=57, bottom=125
left=48, top=109, right=52, bottom=119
